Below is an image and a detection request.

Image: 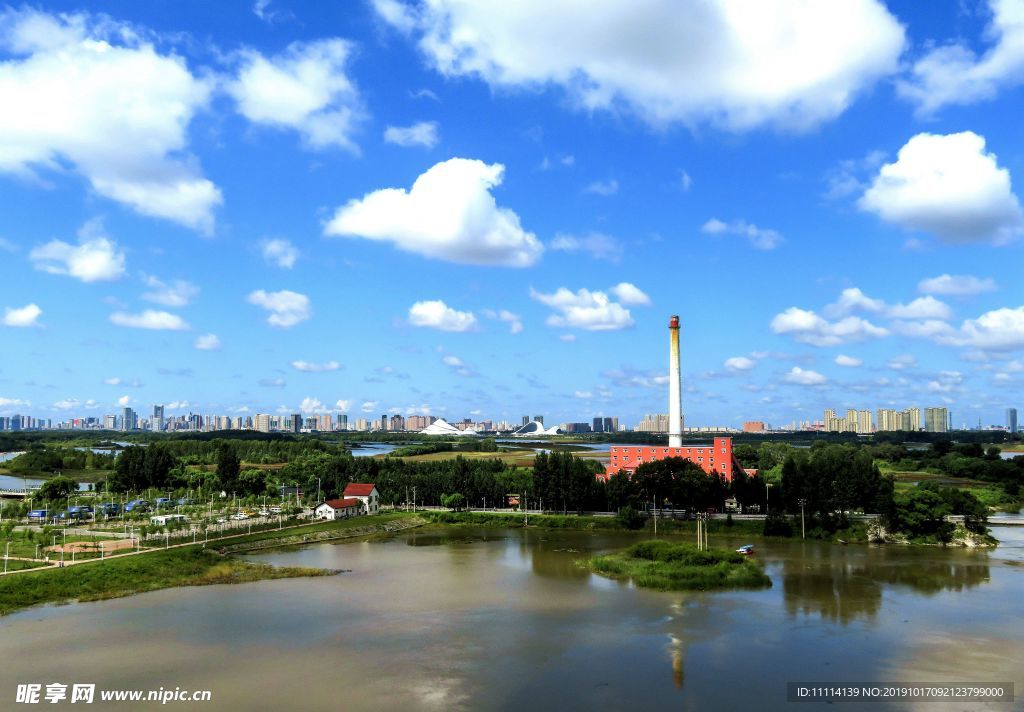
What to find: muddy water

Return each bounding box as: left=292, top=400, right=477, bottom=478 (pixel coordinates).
left=1, top=527, right=1022, bottom=711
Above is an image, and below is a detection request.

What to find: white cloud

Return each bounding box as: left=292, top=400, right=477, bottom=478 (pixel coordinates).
left=52, top=398, right=79, bottom=411
left=259, top=377, right=286, bottom=388
left=550, top=232, right=622, bottom=262
left=784, top=366, right=827, bottom=386
left=834, top=354, right=862, bottom=367
left=701, top=218, right=783, bottom=250
left=335, top=399, right=351, bottom=412
left=165, top=400, right=190, bottom=410
left=609, top=282, right=651, bottom=306
left=375, top=0, right=904, bottom=131
left=193, top=333, right=221, bottom=351
left=291, top=360, right=341, bottom=372
left=574, top=390, right=592, bottom=399
left=109, top=310, right=190, bottom=331
left=247, top=289, right=312, bottom=328
left=441, top=355, right=463, bottom=367
left=0, top=397, right=30, bottom=409
left=898, top=0, right=1024, bottom=114
left=3, top=303, right=41, bottom=327
left=858, top=131, right=1023, bottom=243
left=826, top=287, right=952, bottom=321
left=103, top=378, right=121, bottom=386
left=261, top=239, right=298, bottom=269
left=408, top=300, right=477, bottom=332
left=482, top=308, right=524, bottom=334
left=0, top=9, right=220, bottom=231
left=680, top=170, right=693, bottom=192
left=887, top=354, right=917, bottom=370
left=325, top=157, right=542, bottom=267
left=228, top=38, right=363, bottom=151
left=117, top=395, right=131, bottom=407
left=299, top=396, right=330, bottom=414
left=724, top=356, right=755, bottom=372
left=29, top=223, right=126, bottom=282
left=530, top=286, right=635, bottom=331
left=886, top=296, right=952, bottom=320
left=770, top=307, right=888, bottom=346
left=384, top=120, right=439, bottom=148
left=918, top=274, right=997, bottom=296
left=950, top=306, right=1024, bottom=351
left=559, top=333, right=576, bottom=343
left=583, top=179, right=618, bottom=196
left=361, top=400, right=378, bottom=412
left=141, top=275, right=199, bottom=307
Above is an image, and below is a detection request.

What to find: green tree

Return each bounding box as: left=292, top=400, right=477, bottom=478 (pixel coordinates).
left=37, top=476, right=78, bottom=502
left=216, top=443, right=241, bottom=495
left=440, top=493, right=466, bottom=511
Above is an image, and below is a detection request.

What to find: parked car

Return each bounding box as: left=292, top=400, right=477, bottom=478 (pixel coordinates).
left=230, top=513, right=249, bottom=521
left=125, top=499, right=150, bottom=512
left=98, top=502, right=122, bottom=516
left=154, top=497, right=172, bottom=509
left=27, top=509, right=48, bottom=521
left=269, top=506, right=283, bottom=514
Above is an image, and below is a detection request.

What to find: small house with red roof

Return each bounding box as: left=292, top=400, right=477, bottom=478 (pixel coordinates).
left=343, top=483, right=380, bottom=514
left=314, top=498, right=362, bottom=520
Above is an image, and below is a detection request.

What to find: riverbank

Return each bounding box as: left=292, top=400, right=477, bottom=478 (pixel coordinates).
left=0, top=548, right=332, bottom=616
left=586, top=540, right=771, bottom=591
left=0, top=512, right=424, bottom=616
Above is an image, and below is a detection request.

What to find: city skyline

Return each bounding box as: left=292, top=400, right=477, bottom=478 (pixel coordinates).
left=0, top=2, right=1023, bottom=427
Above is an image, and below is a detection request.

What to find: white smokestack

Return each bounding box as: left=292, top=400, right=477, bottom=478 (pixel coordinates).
left=668, top=315, right=682, bottom=447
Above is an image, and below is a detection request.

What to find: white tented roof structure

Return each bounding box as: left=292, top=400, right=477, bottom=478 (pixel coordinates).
left=510, top=421, right=562, bottom=436
left=419, top=418, right=479, bottom=436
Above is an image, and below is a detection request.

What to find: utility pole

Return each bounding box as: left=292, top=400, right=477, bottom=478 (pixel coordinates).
left=653, top=495, right=657, bottom=536
left=798, top=498, right=807, bottom=540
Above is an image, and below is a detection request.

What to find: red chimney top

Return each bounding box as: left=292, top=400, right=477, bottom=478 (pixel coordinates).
left=669, top=315, right=680, bottom=328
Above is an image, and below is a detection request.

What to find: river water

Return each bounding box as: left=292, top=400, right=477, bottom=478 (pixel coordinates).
left=1, top=526, right=1022, bottom=711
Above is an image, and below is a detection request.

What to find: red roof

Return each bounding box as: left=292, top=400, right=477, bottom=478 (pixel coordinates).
left=343, top=483, right=377, bottom=497
left=322, top=498, right=361, bottom=509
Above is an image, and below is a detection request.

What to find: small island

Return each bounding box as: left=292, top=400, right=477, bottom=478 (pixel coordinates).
left=586, top=540, right=772, bottom=591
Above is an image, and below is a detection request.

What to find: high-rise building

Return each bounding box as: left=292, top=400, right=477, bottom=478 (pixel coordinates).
left=380, top=414, right=388, bottom=431
left=743, top=421, right=766, bottom=433
left=152, top=404, right=164, bottom=432
left=255, top=413, right=271, bottom=433
left=637, top=414, right=670, bottom=432
left=925, top=407, right=949, bottom=433
left=603, top=417, right=615, bottom=433
left=522, top=416, right=530, bottom=426
left=592, top=417, right=604, bottom=433
left=121, top=407, right=137, bottom=431
left=534, top=415, right=544, bottom=426
left=1008, top=408, right=1018, bottom=434
left=389, top=414, right=405, bottom=431
left=337, top=414, right=348, bottom=430
left=291, top=413, right=302, bottom=433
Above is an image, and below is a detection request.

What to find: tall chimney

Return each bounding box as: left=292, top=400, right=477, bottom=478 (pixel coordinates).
left=668, top=315, right=682, bottom=447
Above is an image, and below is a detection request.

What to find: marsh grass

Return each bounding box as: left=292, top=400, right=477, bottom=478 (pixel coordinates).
left=586, top=540, right=771, bottom=591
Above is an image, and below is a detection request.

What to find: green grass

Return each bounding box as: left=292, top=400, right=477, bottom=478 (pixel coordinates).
left=0, top=547, right=333, bottom=616
left=586, top=540, right=771, bottom=591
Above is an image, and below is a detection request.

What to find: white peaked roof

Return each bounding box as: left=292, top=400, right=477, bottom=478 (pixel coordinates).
left=419, top=418, right=479, bottom=436
left=511, top=421, right=562, bottom=436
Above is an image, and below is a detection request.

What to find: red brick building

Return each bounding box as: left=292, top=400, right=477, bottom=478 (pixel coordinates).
left=601, top=437, right=745, bottom=482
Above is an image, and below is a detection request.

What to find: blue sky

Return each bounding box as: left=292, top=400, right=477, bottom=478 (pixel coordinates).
left=1, top=0, right=1023, bottom=429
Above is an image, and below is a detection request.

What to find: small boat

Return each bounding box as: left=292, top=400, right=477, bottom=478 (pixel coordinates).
left=836, top=538, right=848, bottom=545
left=735, top=544, right=755, bottom=555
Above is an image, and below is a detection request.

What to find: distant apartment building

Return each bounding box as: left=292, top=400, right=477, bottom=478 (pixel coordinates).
left=254, top=413, right=271, bottom=433
left=534, top=415, right=544, bottom=426
left=823, top=408, right=872, bottom=434
left=122, top=407, right=137, bottom=431
left=925, top=407, right=949, bottom=433
left=522, top=416, right=530, bottom=426
left=1008, top=408, right=1018, bottom=434
left=877, top=407, right=921, bottom=432
left=152, top=404, right=164, bottom=432
left=636, top=413, right=670, bottom=433
left=337, top=414, right=349, bottom=430
left=743, top=421, right=766, bottom=433
left=592, top=417, right=604, bottom=433
left=389, top=414, right=405, bottom=431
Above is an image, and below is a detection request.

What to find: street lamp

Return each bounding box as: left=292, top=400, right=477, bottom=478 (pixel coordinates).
left=797, top=498, right=807, bottom=539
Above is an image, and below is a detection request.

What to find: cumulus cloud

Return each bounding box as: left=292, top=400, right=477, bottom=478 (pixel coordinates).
left=117, top=395, right=131, bottom=406
left=259, top=377, right=286, bottom=388
left=549, top=232, right=622, bottom=262
left=299, top=396, right=330, bottom=414
left=325, top=157, right=542, bottom=266
left=247, top=289, right=311, bottom=328
left=946, top=306, right=1024, bottom=351
left=335, top=399, right=351, bottom=412
left=291, top=360, right=341, bottom=372
left=701, top=218, right=783, bottom=250
left=408, top=300, right=477, bottom=332
left=374, top=0, right=904, bottom=131
left=834, top=354, right=862, bottom=367
left=770, top=307, right=888, bottom=346
left=261, top=239, right=298, bottom=269
left=384, top=120, right=439, bottom=148
left=887, top=354, right=917, bottom=370
left=228, top=38, right=363, bottom=151
left=609, top=282, right=652, bottom=306
left=858, top=132, right=1023, bottom=244
left=530, top=286, right=638, bottom=331
left=3, top=303, right=41, bottom=327
left=361, top=400, right=378, bottom=412
left=109, top=310, right=190, bottom=331
left=141, top=275, right=199, bottom=307
left=918, top=274, right=997, bottom=296
left=193, top=333, right=221, bottom=351
left=724, top=356, right=755, bottom=372
left=898, top=0, right=1024, bottom=114
left=29, top=223, right=126, bottom=282
left=0, top=9, right=221, bottom=231
left=826, top=287, right=953, bottom=321
left=481, top=308, right=523, bottom=334
left=0, top=396, right=30, bottom=409
left=784, top=366, right=827, bottom=385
